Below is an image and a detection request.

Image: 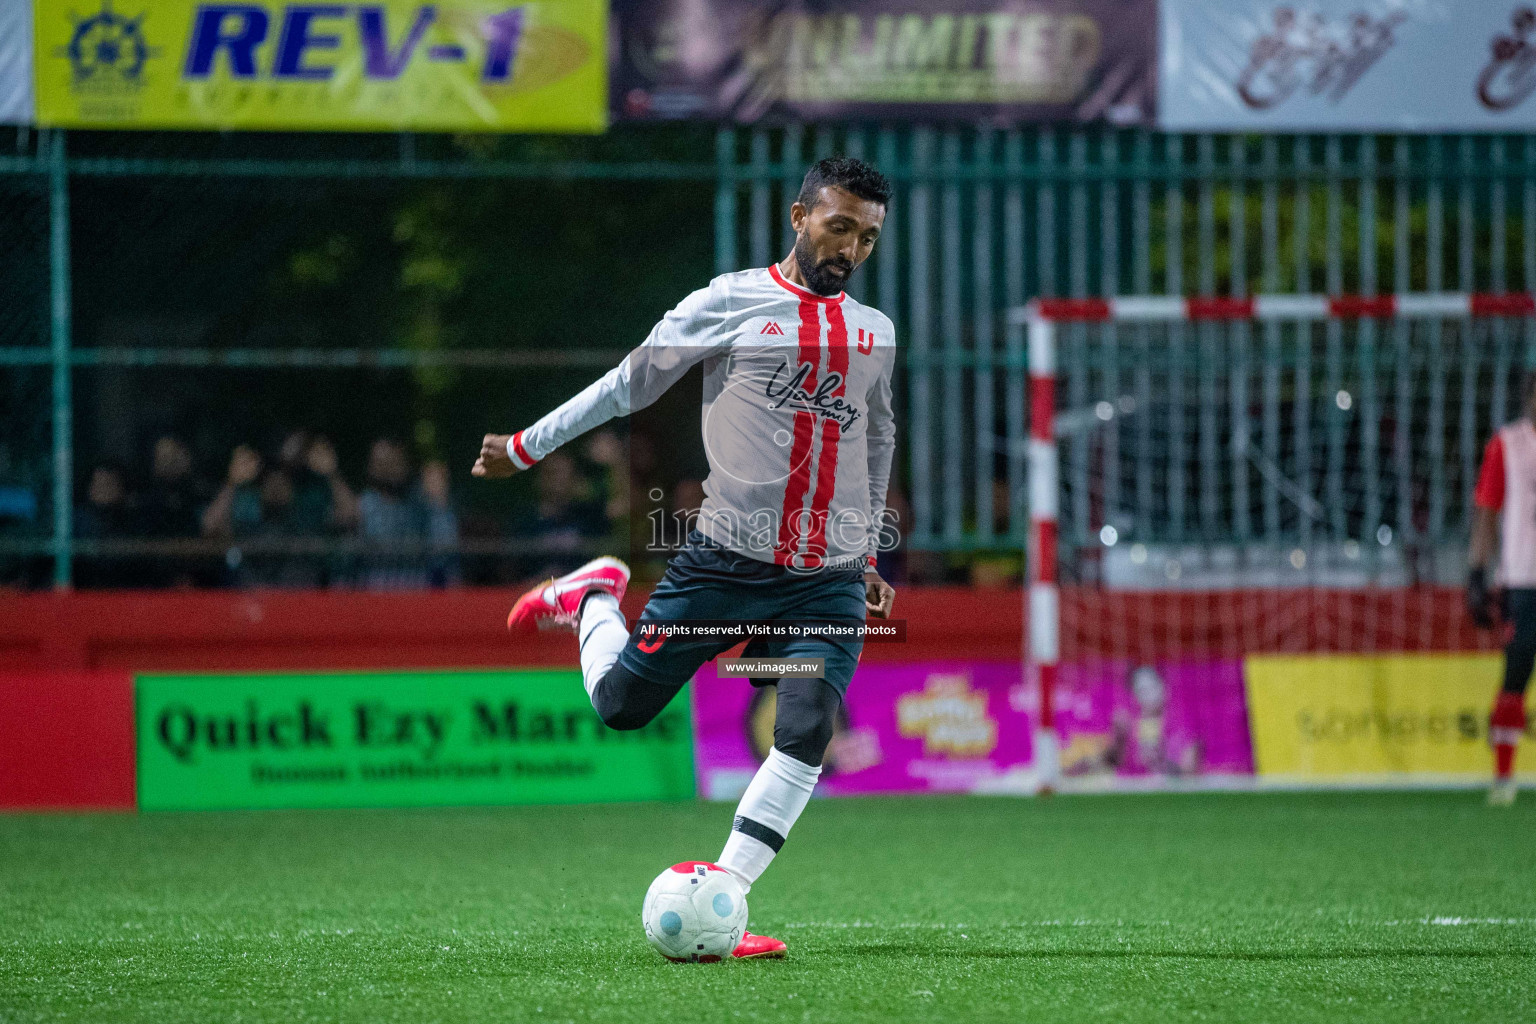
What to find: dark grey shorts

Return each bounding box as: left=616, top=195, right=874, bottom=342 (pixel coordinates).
left=615, top=531, right=866, bottom=695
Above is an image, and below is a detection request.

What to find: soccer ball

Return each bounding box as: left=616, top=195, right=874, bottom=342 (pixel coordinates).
left=641, top=861, right=748, bottom=962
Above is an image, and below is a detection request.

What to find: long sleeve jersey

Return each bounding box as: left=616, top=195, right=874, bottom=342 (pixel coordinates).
left=507, top=264, right=897, bottom=571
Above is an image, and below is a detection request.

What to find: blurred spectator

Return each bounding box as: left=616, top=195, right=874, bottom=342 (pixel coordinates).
left=420, top=459, right=462, bottom=588
left=0, top=442, right=38, bottom=530
left=276, top=429, right=311, bottom=477
left=521, top=450, right=607, bottom=578
left=201, top=444, right=265, bottom=539
left=585, top=430, right=630, bottom=523
left=358, top=438, right=432, bottom=589
left=139, top=434, right=211, bottom=586
left=618, top=429, right=672, bottom=578
left=292, top=435, right=361, bottom=534
left=74, top=462, right=140, bottom=588
left=0, top=442, right=45, bottom=589
left=139, top=435, right=204, bottom=538
left=202, top=446, right=322, bottom=587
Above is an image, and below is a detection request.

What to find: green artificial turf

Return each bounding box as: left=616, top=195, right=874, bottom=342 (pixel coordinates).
left=2, top=791, right=1534, bottom=1023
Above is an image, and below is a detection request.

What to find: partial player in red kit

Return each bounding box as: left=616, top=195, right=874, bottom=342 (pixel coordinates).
left=1468, top=372, right=1536, bottom=805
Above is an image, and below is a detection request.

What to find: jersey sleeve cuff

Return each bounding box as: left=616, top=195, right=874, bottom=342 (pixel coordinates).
left=506, top=430, right=538, bottom=471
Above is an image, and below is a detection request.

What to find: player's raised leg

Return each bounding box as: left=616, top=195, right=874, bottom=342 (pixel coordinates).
left=505, top=556, right=695, bottom=730
left=506, top=556, right=631, bottom=635
left=505, top=556, right=639, bottom=708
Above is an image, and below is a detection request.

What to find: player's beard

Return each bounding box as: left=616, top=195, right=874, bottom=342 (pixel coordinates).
left=793, top=233, right=855, bottom=296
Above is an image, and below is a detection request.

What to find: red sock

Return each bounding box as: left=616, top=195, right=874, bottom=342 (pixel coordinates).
left=1491, top=692, right=1526, bottom=780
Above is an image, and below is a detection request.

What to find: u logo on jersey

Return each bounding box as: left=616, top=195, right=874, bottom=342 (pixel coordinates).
left=857, top=328, right=874, bottom=354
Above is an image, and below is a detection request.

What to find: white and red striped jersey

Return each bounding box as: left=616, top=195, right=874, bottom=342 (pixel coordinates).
left=508, top=265, right=897, bottom=570
left=1475, top=419, right=1536, bottom=587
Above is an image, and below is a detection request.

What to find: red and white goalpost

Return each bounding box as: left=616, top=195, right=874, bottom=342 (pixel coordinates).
left=1020, top=291, right=1536, bottom=794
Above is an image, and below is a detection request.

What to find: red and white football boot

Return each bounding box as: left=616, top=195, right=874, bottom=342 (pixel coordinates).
left=506, top=556, right=630, bottom=633
left=732, top=932, right=788, bottom=959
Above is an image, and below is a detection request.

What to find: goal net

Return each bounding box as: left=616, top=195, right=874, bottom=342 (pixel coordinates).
left=1021, top=294, right=1528, bottom=781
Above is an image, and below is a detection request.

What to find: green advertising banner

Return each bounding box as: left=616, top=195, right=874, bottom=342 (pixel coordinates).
left=136, top=670, right=692, bottom=810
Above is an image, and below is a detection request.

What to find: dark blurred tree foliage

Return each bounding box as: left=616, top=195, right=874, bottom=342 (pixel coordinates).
left=64, top=126, right=720, bottom=510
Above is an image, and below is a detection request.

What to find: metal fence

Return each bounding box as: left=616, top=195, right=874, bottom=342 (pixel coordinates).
left=713, top=126, right=1536, bottom=555
left=0, top=126, right=721, bottom=588
left=4, top=125, right=1536, bottom=586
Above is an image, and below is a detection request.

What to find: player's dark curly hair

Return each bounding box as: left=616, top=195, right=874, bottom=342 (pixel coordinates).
left=796, top=157, right=892, bottom=210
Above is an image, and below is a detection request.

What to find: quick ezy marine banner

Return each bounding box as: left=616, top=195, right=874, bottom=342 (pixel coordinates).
left=32, top=0, right=605, bottom=131
left=1160, top=0, right=1536, bottom=131
left=136, top=670, right=693, bottom=810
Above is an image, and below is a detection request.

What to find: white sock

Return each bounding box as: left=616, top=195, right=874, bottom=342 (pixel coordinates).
left=717, top=747, right=821, bottom=891
left=578, top=593, right=628, bottom=700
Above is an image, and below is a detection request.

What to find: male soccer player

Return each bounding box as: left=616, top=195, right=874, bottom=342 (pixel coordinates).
left=1469, top=371, right=1536, bottom=805
left=472, top=158, right=897, bottom=956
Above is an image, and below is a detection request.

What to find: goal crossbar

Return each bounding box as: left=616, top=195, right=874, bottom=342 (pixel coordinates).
left=1014, top=291, right=1536, bottom=794
left=1009, top=291, right=1536, bottom=325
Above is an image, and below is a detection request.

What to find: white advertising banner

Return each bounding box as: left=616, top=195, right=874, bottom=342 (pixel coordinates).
left=1161, top=0, right=1536, bottom=131
left=0, top=0, right=32, bottom=124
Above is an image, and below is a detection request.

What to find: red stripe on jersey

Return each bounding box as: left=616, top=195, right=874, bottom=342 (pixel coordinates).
left=1476, top=433, right=1506, bottom=510
left=775, top=411, right=818, bottom=565
left=804, top=303, right=852, bottom=565
left=775, top=300, right=823, bottom=564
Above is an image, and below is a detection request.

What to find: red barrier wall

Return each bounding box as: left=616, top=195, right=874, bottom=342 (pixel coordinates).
left=0, top=586, right=1496, bottom=811
left=0, top=587, right=1020, bottom=670
left=0, top=670, right=136, bottom=809
left=0, top=585, right=1493, bottom=674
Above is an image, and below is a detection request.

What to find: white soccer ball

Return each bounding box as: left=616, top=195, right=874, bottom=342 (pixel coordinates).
left=641, top=861, right=748, bottom=962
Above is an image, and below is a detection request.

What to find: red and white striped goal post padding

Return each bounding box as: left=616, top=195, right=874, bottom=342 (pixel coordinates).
left=1014, top=291, right=1536, bottom=794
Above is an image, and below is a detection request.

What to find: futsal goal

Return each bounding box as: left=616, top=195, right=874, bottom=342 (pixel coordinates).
left=1016, top=293, right=1535, bottom=788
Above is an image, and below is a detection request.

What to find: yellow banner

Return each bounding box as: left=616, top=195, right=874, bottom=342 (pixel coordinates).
left=34, top=0, right=604, bottom=131
left=1245, top=654, right=1536, bottom=780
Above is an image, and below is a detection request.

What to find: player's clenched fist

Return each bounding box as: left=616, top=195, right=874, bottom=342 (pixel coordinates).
left=472, top=434, right=517, bottom=478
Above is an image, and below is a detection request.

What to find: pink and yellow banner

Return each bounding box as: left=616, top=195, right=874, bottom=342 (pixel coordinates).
left=691, top=659, right=1254, bottom=798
